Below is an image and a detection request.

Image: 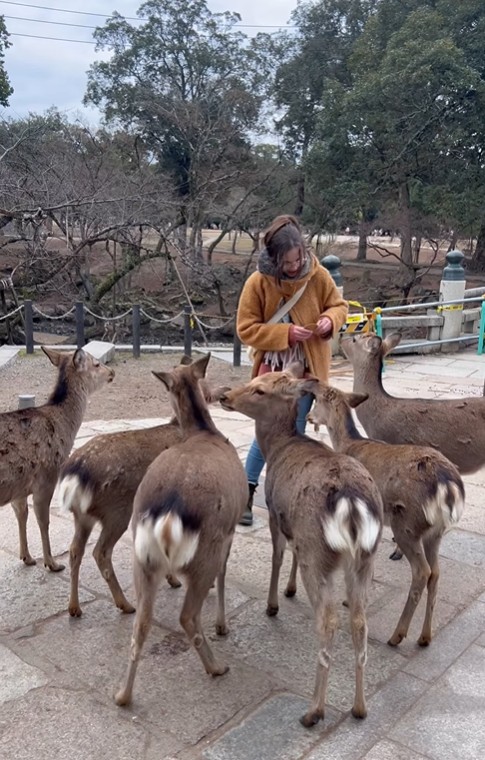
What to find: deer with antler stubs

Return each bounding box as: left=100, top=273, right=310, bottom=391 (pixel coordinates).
left=0, top=347, right=114, bottom=572
left=307, top=383, right=464, bottom=647
left=219, top=367, right=383, bottom=728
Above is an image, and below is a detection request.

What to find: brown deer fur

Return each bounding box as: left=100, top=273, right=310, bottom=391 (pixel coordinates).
left=307, top=384, right=464, bottom=647
left=115, top=354, right=247, bottom=708
left=58, top=365, right=223, bottom=617
left=0, top=347, right=114, bottom=571
left=219, top=369, right=383, bottom=728
left=342, top=333, right=485, bottom=474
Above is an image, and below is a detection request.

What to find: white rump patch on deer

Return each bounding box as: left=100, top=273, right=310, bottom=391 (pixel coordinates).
left=324, top=497, right=380, bottom=557
left=423, top=482, right=464, bottom=529
left=134, top=513, right=199, bottom=571
left=58, top=474, right=93, bottom=514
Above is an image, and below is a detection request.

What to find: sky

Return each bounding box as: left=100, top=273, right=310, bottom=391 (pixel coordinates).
left=1, top=0, right=298, bottom=123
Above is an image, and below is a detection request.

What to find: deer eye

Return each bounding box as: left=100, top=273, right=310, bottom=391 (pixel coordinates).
left=254, top=388, right=265, bottom=396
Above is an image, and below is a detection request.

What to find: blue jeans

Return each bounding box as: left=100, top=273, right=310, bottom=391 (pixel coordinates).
left=245, top=393, right=314, bottom=485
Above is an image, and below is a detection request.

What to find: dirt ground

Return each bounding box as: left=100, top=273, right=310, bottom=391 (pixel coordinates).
left=0, top=350, right=253, bottom=420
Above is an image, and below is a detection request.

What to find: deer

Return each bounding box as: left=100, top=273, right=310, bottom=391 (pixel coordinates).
left=219, top=368, right=383, bottom=728
left=307, top=383, right=464, bottom=647
left=114, top=353, right=248, bottom=709
left=0, top=347, right=114, bottom=572
left=58, top=358, right=225, bottom=618
left=342, top=332, right=485, bottom=475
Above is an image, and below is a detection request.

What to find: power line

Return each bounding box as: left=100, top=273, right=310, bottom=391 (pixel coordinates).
left=5, top=13, right=97, bottom=28
left=10, top=31, right=95, bottom=42
left=0, top=0, right=295, bottom=28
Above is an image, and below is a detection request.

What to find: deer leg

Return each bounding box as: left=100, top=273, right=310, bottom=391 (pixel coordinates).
left=32, top=482, right=64, bottom=572
left=166, top=573, right=182, bottom=588
left=345, top=557, right=374, bottom=720
left=388, top=527, right=430, bottom=647
left=215, top=535, right=233, bottom=636
left=68, top=515, right=94, bottom=617
left=284, top=551, right=298, bottom=598
left=11, top=498, right=36, bottom=566
left=299, top=573, right=337, bottom=728
left=180, top=573, right=228, bottom=676
left=266, top=512, right=286, bottom=616
left=418, top=530, right=442, bottom=647
left=93, top=517, right=135, bottom=614
left=115, top=561, right=162, bottom=707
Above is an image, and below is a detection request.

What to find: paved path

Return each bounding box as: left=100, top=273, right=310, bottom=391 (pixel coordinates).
left=0, top=349, right=484, bottom=759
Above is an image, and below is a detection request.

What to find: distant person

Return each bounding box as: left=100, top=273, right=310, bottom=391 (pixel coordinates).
left=236, top=214, right=348, bottom=525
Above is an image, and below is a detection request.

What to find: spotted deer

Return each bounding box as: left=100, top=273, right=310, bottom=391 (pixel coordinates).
left=219, top=368, right=383, bottom=728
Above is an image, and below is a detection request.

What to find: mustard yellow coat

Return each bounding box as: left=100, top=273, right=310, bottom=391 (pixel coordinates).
left=237, top=254, right=348, bottom=380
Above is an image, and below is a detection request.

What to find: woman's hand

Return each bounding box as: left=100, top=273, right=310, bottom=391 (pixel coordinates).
left=315, top=317, right=333, bottom=339
left=289, top=325, right=314, bottom=344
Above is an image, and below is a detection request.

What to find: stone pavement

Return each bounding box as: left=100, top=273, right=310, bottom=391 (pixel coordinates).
left=0, top=349, right=484, bottom=760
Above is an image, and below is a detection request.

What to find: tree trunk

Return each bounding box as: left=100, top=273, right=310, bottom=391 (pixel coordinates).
left=398, top=181, right=413, bottom=268
left=470, top=223, right=485, bottom=272
left=294, top=169, right=305, bottom=217
left=357, top=218, right=367, bottom=261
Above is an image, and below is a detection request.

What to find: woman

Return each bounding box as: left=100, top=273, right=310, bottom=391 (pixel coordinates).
left=236, top=215, right=348, bottom=525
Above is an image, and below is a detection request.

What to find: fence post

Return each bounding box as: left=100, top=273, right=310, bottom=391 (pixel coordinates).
left=75, top=302, right=85, bottom=348
left=183, top=305, right=192, bottom=358
left=24, top=300, right=34, bottom=354
left=233, top=332, right=241, bottom=367
left=439, top=250, right=465, bottom=353
left=321, top=255, right=343, bottom=356
left=132, top=304, right=141, bottom=358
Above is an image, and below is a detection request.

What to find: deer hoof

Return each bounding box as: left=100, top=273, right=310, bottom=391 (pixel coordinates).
left=68, top=605, right=83, bottom=618
left=351, top=705, right=367, bottom=720
left=166, top=573, right=182, bottom=588
left=284, top=586, right=296, bottom=598
left=387, top=633, right=404, bottom=647
left=22, top=555, right=37, bottom=566
left=389, top=549, right=403, bottom=561
left=300, top=709, right=324, bottom=728
left=210, top=663, right=229, bottom=677
left=417, top=634, right=431, bottom=647
left=120, top=603, right=136, bottom=615
left=215, top=623, right=229, bottom=636
left=266, top=604, right=279, bottom=617
left=114, top=688, right=131, bottom=707
left=46, top=560, right=65, bottom=573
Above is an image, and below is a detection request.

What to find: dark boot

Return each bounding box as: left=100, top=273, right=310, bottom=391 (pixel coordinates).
left=239, top=483, right=257, bottom=526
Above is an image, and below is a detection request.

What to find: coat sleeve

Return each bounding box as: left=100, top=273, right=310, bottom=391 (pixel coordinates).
left=237, top=275, right=291, bottom=352
left=317, top=269, right=348, bottom=335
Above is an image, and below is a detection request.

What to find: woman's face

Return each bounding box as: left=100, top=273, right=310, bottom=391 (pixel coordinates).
left=281, top=246, right=304, bottom=278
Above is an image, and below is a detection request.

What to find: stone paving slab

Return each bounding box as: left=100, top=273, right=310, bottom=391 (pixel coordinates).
left=0, top=347, right=484, bottom=759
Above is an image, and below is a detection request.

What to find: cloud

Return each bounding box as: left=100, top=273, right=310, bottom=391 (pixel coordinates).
left=1, top=0, right=296, bottom=122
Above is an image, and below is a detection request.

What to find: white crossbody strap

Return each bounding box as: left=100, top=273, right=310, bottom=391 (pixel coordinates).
left=266, top=282, right=308, bottom=324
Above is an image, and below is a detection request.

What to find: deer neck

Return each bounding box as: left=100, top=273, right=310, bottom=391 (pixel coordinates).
left=176, top=382, right=219, bottom=435
left=327, top=405, right=364, bottom=452
left=353, top=358, right=390, bottom=398
left=254, top=401, right=298, bottom=459
left=46, top=379, right=89, bottom=450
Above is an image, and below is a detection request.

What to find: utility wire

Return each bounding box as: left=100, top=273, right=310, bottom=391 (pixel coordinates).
left=4, top=13, right=97, bottom=28
left=0, top=0, right=295, bottom=28
left=10, top=31, right=95, bottom=42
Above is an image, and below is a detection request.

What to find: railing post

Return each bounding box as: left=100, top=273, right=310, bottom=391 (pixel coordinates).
left=233, top=332, right=241, bottom=367
left=439, top=250, right=465, bottom=353
left=75, top=302, right=85, bottom=348
left=132, top=304, right=140, bottom=358
left=478, top=297, right=485, bottom=355
left=18, top=393, right=35, bottom=409
left=183, top=305, right=192, bottom=358
left=321, top=254, right=344, bottom=356
left=24, top=300, right=34, bottom=354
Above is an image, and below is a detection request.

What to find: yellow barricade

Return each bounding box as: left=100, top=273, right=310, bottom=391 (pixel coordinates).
left=339, top=300, right=375, bottom=334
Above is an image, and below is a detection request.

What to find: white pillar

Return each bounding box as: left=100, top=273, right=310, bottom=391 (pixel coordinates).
left=439, top=250, right=466, bottom=353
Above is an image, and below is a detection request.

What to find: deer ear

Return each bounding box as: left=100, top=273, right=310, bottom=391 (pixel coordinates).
left=72, top=348, right=89, bottom=370
left=299, top=377, right=320, bottom=395
left=41, top=346, right=63, bottom=367
left=285, top=361, right=305, bottom=378
left=191, top=353, right=211, bottom=380
left=346, top=392, right=368, bottom=408
left=382, top=332, right=401, bottom=355
left=152, top=370, right=173, bottom=391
